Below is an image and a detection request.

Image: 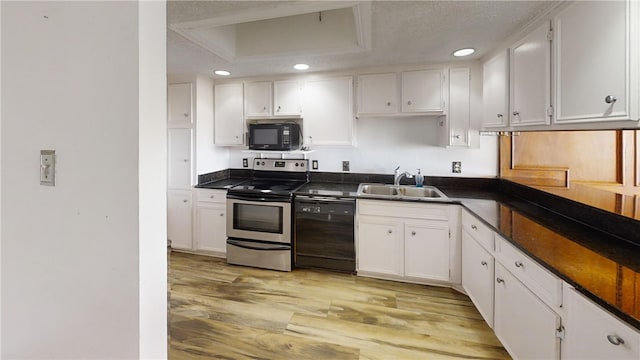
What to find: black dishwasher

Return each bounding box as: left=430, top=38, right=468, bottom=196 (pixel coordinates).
left=294, top=196, right=355, bottom=273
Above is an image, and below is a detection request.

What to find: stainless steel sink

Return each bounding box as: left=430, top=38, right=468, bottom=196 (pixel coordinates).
left=356, top=183, right=448, bottom=200
left=358, top=184, right=400, bottom=196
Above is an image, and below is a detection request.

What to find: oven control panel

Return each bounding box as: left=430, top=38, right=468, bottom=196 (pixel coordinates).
left=253, top=159, right=309, bottom=172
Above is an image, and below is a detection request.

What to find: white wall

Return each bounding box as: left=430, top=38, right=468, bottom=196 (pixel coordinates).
left=1, top=1, right=166, bottom=358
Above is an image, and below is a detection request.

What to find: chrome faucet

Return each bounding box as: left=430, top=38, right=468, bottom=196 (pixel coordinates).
left=394, top=166, right=413, bottom=186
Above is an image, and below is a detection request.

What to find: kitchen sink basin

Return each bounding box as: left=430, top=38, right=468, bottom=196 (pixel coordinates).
left=356, top=184, right=448, bottom=200
left=358, top=184, right=400, bottom=196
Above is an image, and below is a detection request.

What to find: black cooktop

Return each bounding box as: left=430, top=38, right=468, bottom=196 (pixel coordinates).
left=229, top=179, right=307, bottom=194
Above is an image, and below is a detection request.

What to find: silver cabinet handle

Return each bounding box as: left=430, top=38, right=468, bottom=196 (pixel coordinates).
left=481, top=261, right=488, bottom=267
left=277, top=106, right=281, bottom=112
left=182, top=199, right=188, bottom=203
left=387, top=102, right=391, bottom=106
left=497, top=114, right=503, bottom=118
left=607, top=334, right=625, bottom=346
left=407, top=100, right=412, bottom=105
left=183, top=159, right=188, bottom=163
left=209, top=195, right=215, bottom=199
left=515, top=261, right=523, bottom=268
left=605, top=95, right=617, bottom=104
left=219, top=213, right=224, bottom=217
left=388, top=229, right=393, bottom=234
left=453, top=135, right=461, bottom=139
left=411, top=231, right=416, bottom=236
left=263, top=106, right=267, bottom=110
left=471, top=225, right=478, bottom=230
left=512, top=111, right=520, bottom=116
left=496, top=277, right=504, bottom=284
left=183, top=113, right=189, bottom=117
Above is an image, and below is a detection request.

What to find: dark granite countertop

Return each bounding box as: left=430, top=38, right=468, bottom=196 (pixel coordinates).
left=196, top=169, right=640, bottom=329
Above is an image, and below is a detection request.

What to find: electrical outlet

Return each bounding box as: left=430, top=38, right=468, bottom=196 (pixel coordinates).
left=452, top=161, right=462, bottom=173
left=342, top=161, right=350, bottom=172
left=312, top=160, right=318, bottom=170
left=242, top=158, right=248, bottom=168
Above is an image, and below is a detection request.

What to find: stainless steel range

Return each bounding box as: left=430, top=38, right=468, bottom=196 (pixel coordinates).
left=226, top=158, right=309, bottom=271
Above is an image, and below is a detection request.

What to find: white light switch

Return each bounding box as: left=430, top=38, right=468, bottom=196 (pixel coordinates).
left=40, top=150, right=55, bottom=186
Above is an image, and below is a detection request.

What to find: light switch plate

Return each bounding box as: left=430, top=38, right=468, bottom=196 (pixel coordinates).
left=242, top=158, right=248, bottom=168
left=40, top=150, right=56, bottom=186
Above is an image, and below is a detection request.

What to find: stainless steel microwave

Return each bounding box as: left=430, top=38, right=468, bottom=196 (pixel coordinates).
left=248, top=123, right=301, bottom=151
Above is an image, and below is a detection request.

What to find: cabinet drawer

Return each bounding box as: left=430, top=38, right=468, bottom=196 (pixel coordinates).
left=196, top=189, right=227, bottom=204
left=495, top=235, right=562, bottom=308
left=461, top=210, right=494, bottom=251
left=358, top=199, right=449, bottom=221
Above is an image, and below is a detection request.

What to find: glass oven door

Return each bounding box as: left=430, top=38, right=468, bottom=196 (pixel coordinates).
left=227, top=196, right=291, bottom=244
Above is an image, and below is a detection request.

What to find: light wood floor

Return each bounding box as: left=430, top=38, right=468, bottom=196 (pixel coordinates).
left=169, top=251, right=510, bottom=359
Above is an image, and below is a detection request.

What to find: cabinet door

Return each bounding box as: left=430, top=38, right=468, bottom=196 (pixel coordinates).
left=302, top=76, right=354, bottom=146
left=273, top=80, right=301, bottom=116
left=494, top=263, right=560, bottom=360
left=357, top=73, right=398, bottom=114
left=404, top=221, right=450, bottom=281
left=401, top=69, right=446, bottom=113
left=214, top=83, right=245, bottom=146
left=554, top=1, right=636, bottom=123
left=168, top=83, right=192, bottom=127
left=564, top=287, right=640, bottom=360
left=168, top=128, right=192, bottom=189
left=510, top=21, right=551, bottom=126
left=168, top=190, right=193, bottom=250
left=482, top=50, right=509, bottom=128
left=357, top=216, right=403, bottom=276
left=194, top=203, right=226, bottom=255
left=245, top=81, right=272, bottom=117
left=445, top=68, right=470, bottom=147
left=462, top=231, right=494, bottom=328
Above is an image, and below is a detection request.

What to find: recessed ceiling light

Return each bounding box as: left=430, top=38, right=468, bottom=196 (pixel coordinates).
left=293, top=63, right=310, bottom=71
left=453, top=48, right=475, bottom=57
left=214, top=70, right=230, bottom=76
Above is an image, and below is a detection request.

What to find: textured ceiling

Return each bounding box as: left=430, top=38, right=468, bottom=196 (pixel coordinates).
left=167, top=1, right=558, bottom=79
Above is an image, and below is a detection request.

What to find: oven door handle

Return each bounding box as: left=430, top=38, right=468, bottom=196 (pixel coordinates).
left=227, top=194, right=289, bottom=203
left=227, top=239, right=290, bottom=251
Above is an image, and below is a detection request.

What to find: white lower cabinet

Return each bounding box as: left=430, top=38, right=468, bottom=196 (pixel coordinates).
left=168, top=189, right=193, bottom=250
left=495, top=263, right=561, bottom=360
left=461, top=231, right=494, bottom=328
left=194, top=189, right=227, bottom=256
left=357, top=216, right=404, bottom=276
left=563, top=286, right=640, bottom=360
left=357, top=200, right=453, bottom=284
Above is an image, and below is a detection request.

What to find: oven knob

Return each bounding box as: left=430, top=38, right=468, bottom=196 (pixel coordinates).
left=261, top=161, right=265, bottom=166
left=300, top=162, right=305, bottom=167
left=295, top=163, right=299, bottom=167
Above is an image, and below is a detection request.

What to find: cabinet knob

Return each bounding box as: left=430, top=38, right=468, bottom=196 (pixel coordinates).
left=388, top=229, right=393, bottom=234
left=183, top=159, right=188, bottom=163
left=411, top=231, right=416, bottom=236
left=497, top=114, right=503, bottom=118
left=496, top=277, right=504, bottom=284
left=605, top=95, right=617, bottom=104
left=277, top=106, right=281, bottom=112
left=471, top=224, right=478, bottom=230
left=209, top=195, right=215, bottom=199
left=512, top=111, right=520, bottom=116
left=183, top=113, right=189, bottom=117
left=219, top=213, right=224, bottom=217
left=182, top=199, right=188, bottom=203
left=515, top=261, right=523, bottom=268
left=481, top=261, right=488, bottom=267
left=407, top=100, right=412, bottom=106
left=387, top=102, right=391, bottom=106
left=606, top=334, right=625, bottom=346
left=452, top=134, right=461, bottom=139
left=263, top=106, right=267, bottom=111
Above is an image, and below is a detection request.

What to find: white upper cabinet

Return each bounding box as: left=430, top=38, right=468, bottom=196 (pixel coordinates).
left=554, top=0, right=639, bottom=124
left=444, top=67, right=470, bottom=147
left=214, top=83, right=245, bottom=146
left=244, top=81, right=272, bottom=117
left=510, top=21, right=552, bottom=126
left=168, top=83, right=193, bottom=127
left=357, top=73, right=398, bottom=114
left=482, top=50, right=509, bottom=128
left=402, top=69, right=447, bottom=113
left=273, top=80, right=302, bottom=116
left=302, top=76, right=354, bottom=146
